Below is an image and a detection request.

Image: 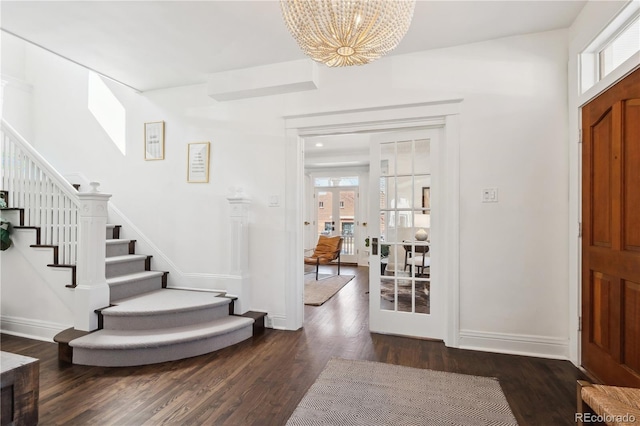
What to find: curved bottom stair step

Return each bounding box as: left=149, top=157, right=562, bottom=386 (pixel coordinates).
left=69, top=316, right=254, bottom=367
left=104, top=289, right=230, bottom=330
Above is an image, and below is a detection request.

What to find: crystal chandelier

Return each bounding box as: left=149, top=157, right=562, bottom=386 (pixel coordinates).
left=280, top=0, right=416, bottom=67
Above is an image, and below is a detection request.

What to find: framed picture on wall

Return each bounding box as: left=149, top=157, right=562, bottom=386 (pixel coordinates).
left=144, top=121, right=165, bottom=160
left=187, top=142, right=210, bottom=183
left=422, top=187, right=431, bottom=210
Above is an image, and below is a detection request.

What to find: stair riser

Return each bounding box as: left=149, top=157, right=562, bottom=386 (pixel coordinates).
left=106, top=259, right=147, bottom=278
left=103, top=304, right=230, bottom=330
left=106, top=226, right=120, bottom=240
left=71, top=326, right=253, bottom=367
left=109, top=275, right=163, bottom=301
left=1, top=209, right=22, bottom=226
left=106, top=242, right=131, bottom=258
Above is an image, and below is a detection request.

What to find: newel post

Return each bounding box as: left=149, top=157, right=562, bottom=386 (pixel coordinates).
left=74, top=182, right=111, bottom=331
left=226, top=188, right=251, bottom=314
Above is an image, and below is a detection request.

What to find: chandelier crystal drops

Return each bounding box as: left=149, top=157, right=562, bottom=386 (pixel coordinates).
left=280, top=0, right=416, bottom=67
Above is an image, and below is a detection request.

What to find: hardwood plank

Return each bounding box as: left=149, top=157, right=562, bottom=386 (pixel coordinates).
left=1, top=266, right=587, bottom=425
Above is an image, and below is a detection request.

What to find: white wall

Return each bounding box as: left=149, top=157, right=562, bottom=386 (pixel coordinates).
left=1, top=33, right=33, bottom=140
left=2, top=27, right=573, bottom=356
left=389, top=30, right=571, bottom=357
left=0, top=227, right=75, bottom=340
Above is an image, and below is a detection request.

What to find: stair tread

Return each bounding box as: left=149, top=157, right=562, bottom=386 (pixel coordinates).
left=106, top=270, right=164, bottom=285
left=105, top=254, right=148, bottom=264
left=106, top=289, right=227, bottom=316
left=69, top=316, right=254, bottom=349
left=242, top=311, right=268, bottom=320
left=106, top=239, right=134, bottom=245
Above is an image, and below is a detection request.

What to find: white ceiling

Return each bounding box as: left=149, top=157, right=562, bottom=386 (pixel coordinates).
left=1, top=0, right=587, bottom=92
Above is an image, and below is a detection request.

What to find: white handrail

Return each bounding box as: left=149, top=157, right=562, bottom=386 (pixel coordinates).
left=1, top=119, right=80, bottom=264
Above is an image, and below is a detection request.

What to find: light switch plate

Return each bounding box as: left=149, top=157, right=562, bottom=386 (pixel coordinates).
left=268, top=195, right=280, bottom=207
left=482, top=188, right=498, bottom=203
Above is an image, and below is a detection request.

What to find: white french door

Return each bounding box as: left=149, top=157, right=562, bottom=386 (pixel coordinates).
left=369, top=128, right=443, bottom=340
left=314, top=187, right=358, bottom=264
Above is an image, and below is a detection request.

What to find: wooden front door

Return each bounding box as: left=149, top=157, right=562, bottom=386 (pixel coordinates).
left=582, top=67, right=640, bottom=387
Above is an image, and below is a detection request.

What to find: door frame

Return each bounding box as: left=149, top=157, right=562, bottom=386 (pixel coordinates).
left=283, top=100, right=462, bottom=347
left=572, top=63, right=640, bottom=365
left=576, top=68, right=640, bottom=386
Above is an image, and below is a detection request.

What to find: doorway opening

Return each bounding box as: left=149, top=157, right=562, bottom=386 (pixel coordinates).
left=283, top=100, right=461, bottom=346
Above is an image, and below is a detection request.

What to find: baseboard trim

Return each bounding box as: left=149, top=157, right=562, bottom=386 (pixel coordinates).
left=458, top=329, right=569, bottom=360
left=1, top=75, right=33, bottom=93
left=266, top=314, right=288, bottom=330
left=1, top=315, right=70, bottom=342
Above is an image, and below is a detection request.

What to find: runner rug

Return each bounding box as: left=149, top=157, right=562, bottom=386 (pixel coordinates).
left=304, top=274, right=354, bottom=306
left=286, top=358, right=518, bottom=425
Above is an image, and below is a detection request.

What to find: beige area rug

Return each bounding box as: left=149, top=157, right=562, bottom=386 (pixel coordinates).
left=304, top=274, right=355, bottom=306
left=286, top=358, right=518, bottom=426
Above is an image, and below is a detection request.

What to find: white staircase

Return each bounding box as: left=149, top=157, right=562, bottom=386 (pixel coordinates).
left=66, top=226, right=255, bottom=367
left=2, top=119, right=262, bottom=367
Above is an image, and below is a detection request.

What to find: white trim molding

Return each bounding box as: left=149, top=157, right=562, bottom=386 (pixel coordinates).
left=266, top=313, right=288, bottom=330
left=459, top=330, right=570, bottom=360
left=283, top=100, right=462, bottom=344
left=0, top=315, right=70, bottom=342
left=1, top=75, right=33, bottom=93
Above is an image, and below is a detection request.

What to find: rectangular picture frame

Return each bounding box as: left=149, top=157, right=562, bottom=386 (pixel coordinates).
left=422, top=186, right=431, bottom=210
left=187, top=142, right=210, bottom=183
left=144, top=121, right=165, bottom=160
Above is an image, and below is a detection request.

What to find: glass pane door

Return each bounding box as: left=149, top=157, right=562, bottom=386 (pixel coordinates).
left=369, top=129, right=442, bottom=340
left=338, top=189, right=356, bottom=259
left=315, top=187, right=358, bottom=263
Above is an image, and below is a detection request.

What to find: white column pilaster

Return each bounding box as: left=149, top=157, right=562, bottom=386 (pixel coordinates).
left=74, top=182, right=111, bottom=331
left=226, top=188, right=251, bottom=314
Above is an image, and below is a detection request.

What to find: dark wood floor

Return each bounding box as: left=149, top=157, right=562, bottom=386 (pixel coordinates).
left=1, top=266, right=587, bottom=425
